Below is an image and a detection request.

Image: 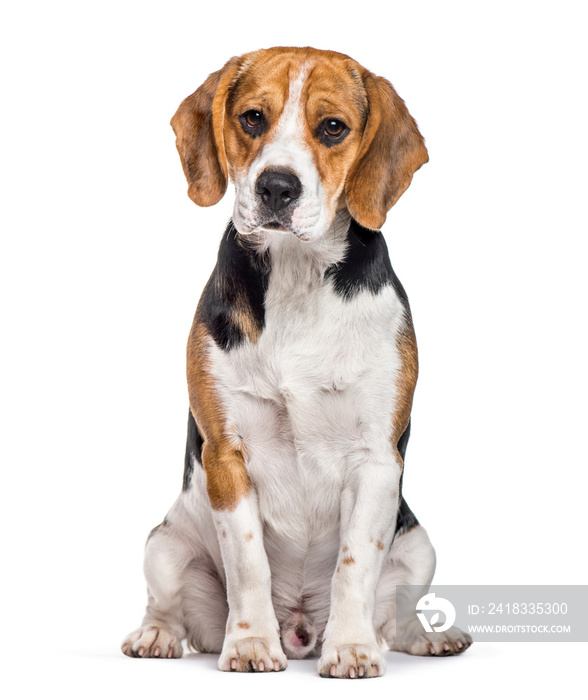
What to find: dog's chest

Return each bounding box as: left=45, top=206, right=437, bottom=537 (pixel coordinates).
left=209, top=241, right=406, bottom=540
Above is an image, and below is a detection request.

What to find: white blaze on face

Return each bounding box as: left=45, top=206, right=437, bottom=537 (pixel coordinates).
left=233, top=64, right=333, bottom=241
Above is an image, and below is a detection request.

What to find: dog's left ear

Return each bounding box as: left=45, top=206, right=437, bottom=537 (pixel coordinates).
left=345, top=72, right=429, bottom=231
left=171, top=58, right=241, bottom=207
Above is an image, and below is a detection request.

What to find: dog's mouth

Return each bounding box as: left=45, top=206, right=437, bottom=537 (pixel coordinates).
left=255, top=221, right=308, bottom=241
left=236, top=212, right=311, bottom=242
left=262, top=221, right=290, bottom=233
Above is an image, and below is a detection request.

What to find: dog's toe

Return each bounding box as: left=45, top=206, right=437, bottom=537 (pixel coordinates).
left=121, top=625, right=183, bottom=659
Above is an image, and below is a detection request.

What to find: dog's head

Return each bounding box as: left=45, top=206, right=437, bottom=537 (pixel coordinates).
left=171, top=47, right=428, bottom=239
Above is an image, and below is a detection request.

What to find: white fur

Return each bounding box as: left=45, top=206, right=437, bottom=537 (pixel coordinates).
left=213, top=494, right=287, bottom=671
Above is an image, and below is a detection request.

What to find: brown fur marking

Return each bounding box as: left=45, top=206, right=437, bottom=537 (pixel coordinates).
left=342, top=556, right=356, bottom=566
left=346, top=71, right=429, bottom=230
left=391, top=318, right=419, bottom=458
left=171, top=59, right=241, bottom=207
left=186, top=320, right=251, bottom=511
left=229, top=301, right=264, bottom=346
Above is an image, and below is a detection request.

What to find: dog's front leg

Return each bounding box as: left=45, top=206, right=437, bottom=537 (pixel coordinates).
left=198, top=433, right=287, bottom=672
left=212, top=487, right=287, bottom=672
left=188, top=327, right=287, bottom=672
left=318, top=452, right=402, bottom=679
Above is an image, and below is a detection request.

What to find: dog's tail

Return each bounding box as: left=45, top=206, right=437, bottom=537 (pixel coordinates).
left=280, top=612, right=318, bottom=659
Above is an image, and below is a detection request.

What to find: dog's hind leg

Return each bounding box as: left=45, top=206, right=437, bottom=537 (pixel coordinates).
left=122, top=521, right=191, bottom=658
left=122, top=514, right=229, bottom=659
left=182, top=558, right=228, bottom=653
left=374, top=523, right=473, bottom=656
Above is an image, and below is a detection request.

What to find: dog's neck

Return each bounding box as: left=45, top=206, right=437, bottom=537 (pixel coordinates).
left=241, top=207, right=352, bottom=282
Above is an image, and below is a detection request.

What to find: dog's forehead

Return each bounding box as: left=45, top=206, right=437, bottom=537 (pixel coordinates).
left=229, top=48, right=367, bottom=118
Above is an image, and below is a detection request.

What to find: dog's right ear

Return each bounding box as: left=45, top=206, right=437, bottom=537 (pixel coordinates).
left=171, top=58, right=241, bottom=207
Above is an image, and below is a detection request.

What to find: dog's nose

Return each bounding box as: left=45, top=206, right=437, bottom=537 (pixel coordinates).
left=255, top=170, right=302, bottom=212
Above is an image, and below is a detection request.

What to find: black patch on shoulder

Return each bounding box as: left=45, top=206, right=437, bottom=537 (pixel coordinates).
left=198, top=221, right=271, bottom=351
left=395, top=420, right=419, bottom=537
left=183, top=409, right=204, bottom=491
left=325, top=218, right=409, bottom=304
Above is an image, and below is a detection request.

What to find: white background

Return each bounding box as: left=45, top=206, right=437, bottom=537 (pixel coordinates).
left=1, top=0, right=587, bottom=698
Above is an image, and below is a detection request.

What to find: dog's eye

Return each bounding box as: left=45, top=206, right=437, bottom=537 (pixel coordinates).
left=325, top=120, right=345, bottom=137
left=239, top=110, right=267, bottom=137
left=245, top=110, right=262, bottom=127
left=317, top=118, right=349, bottom=146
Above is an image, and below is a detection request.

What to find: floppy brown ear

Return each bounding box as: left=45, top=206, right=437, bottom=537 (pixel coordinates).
left=170, top=58, right=241, bottom=207
left=345, top=72, right=429, bottom=230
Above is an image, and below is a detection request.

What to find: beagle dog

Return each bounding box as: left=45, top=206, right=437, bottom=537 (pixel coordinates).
left=122, top=46, right=472, bottom=678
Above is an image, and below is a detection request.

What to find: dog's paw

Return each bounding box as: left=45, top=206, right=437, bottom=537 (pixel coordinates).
left=218, top=636, right=287, bottom=672
left=318, top=644, right=386, bottom=679
left=121, top=625, right=183, bottom=658
left=394, top=624, right=473, bottom=656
